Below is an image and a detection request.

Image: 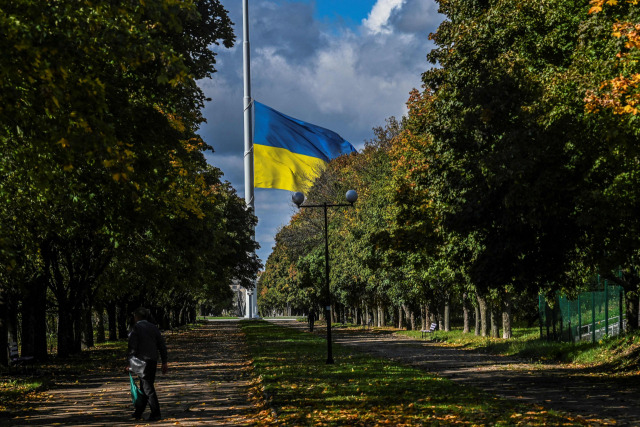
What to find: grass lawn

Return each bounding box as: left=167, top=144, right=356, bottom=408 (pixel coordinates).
left=397, top=327, right=640, bottom=368
left=197, top=316, right=239, bottom=320
left=0, top=378, right=44, bottom=413
left=241, top=320, right=581, bottom=426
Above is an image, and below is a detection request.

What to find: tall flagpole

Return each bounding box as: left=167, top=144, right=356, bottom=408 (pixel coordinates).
left=243, top=0, right=258, bottom=318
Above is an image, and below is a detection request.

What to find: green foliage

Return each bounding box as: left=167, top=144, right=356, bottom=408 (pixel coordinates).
left=259, top=0, right=640, bottom=338
left=0, top=1, right=259, bottom=358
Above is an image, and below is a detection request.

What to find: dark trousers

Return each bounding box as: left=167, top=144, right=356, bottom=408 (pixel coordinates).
left=134, top=360, right=161, bottom=417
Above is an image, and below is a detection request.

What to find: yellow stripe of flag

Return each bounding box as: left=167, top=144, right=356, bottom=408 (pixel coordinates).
left=254, top=144, right=327, bottom=192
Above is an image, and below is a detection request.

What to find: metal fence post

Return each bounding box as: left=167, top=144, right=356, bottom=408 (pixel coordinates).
left=578, top=294, right=581, bottom=342
left=592, top=290, right=596, bottom=343
left=567, top=298, right=572, bottom=342
left=605, top=280, right=609, bottom=337
left=619, top=286, right=624, bottom=335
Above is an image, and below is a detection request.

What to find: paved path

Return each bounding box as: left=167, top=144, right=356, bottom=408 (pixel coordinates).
left=271, top=320, right=640, bottom=426
left=2, top=321, right=260, bottom=426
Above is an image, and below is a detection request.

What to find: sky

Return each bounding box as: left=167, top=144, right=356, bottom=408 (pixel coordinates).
left=199, top=0, right=443, bottom=265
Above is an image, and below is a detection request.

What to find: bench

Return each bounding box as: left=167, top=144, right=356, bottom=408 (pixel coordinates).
left=8, top=342, right=35, bottom=367
left=421, top=323, right=438, bottom=339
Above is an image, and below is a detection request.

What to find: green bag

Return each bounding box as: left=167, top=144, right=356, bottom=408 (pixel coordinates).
left=129, top=373, right=145, bottom=408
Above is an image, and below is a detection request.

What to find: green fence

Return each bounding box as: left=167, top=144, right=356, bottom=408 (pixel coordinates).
left=539, top=279, right=625, bottom=343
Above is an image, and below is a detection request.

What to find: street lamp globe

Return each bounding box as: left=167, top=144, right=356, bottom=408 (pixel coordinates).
left=292, top=192, right=305, bottom=207
left=345, top=189, right=358, bottom=204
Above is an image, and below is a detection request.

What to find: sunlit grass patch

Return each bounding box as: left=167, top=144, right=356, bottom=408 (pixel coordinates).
left=398, top=327, right=640, bottom=369
left=242, top=320, right=579, bottom=425
left=0, top=378, right=44, bottom=412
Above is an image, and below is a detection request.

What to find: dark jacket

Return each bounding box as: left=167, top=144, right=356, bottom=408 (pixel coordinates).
left=128, top=320, right=168, bottom=364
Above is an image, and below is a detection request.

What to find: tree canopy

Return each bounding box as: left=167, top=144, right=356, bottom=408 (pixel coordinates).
left=259, top=0, right=640, bottom=338
left=1, top=0, right=259, bottom=361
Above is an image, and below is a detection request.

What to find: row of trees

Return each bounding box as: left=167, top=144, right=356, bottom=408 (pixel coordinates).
left=0, top=0, right=260, bottom=365
left=259, top=0, right=640, bottom=338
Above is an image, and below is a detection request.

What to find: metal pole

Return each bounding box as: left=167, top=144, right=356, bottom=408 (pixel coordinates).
left=578, top=294, right=581, bottom=342
left=619, top=268, right=624, bottom=335
left=324, top=202, right=334, bottom=364
left=619, top=286, right=624, bottom=335
left=605, top=279, right=609, bottom=337
left=243, top=0, right=257, bottom=318
left=538, top=295, right=543, bottom=340
left=567, top=299, right=572, bottom=342
left=592, top=290, right=596, bottom=343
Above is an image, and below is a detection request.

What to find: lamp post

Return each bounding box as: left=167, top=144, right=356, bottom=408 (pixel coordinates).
left=292, top=190, right=358, bottom=364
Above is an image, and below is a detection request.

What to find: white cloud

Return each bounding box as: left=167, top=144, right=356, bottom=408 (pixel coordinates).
left=363, top=0, right=407, bottom=35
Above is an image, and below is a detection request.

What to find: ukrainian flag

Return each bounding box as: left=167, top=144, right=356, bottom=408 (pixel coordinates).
left=254, top=102, right=356, bottom=192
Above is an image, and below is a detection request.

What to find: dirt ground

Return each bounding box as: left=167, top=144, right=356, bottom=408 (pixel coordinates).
left=1, top=321, right=261, bottom=427
left=272, top=320, right=640, bottom=426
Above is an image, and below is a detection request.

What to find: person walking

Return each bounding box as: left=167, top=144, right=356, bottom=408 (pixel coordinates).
left=127, top=307, right=168, bottom=421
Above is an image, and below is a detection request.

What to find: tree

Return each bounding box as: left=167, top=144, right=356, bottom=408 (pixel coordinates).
left=0, top=0, right=241, bottom=358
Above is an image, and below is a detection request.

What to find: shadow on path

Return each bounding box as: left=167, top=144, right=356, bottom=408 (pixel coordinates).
left=2, top=321, right=259, bottom=427
left=272, top=320, right=640, bottom=426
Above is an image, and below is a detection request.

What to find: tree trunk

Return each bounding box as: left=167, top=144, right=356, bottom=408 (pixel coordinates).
left=73, top=308, right=84, bottom=353
left=462, top=292, right=471, bottom=334
left=377, top=304, right=384, bottom=327
left=403, top=305, right=412, bottom=330
left=0, top=289, right=8, bottom=366
left=474, top=304, right=480, bottom=336
left=83, top=305, right=95, bottom=348
left=490, top=302, right=500, bottom=338
left=96, top=305, right=106, bottom=344
left=502, top=295, right=512, bottom=339
left=476, top=292, right=489, bottom=337
left=429, top=304, right=438, bottom=329
left=625, top=291, right=639, bottom=333
left=372, top=305, right=378, bottom=328
left=7, top=296, right=18, bottom=345
left=397, top=306, right=404, bottom=329
left=33, top=278, right=48, bottom=360
left=107, top=302, right=117, bottom=341
left=21, top=277, right=48, bottom=359
left=20, top=297, right=35, bottom=358
left=179, top=304, right=187, bottom=326
left=425, top=303, right=433, bottom=329
left=57, top=302, right=74, bottom=358
left=117, top=302, right=128, bottom=339
left=409, top=308, right=416, bottom=331
left=443, top=295, right=451, bottom=332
